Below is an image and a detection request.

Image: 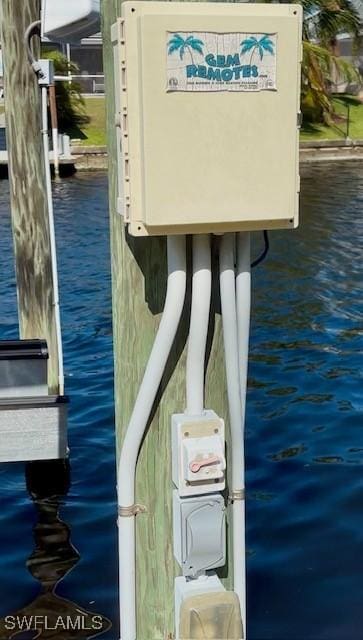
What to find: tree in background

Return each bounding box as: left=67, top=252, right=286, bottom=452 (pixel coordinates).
left=42, top=4, right=361, bottom=130
left=301, top=0, right=361, bottom=123
left=42, top=50, right=89, bottom=131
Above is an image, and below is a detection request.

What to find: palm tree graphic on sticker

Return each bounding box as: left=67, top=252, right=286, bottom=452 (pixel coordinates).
left=168, top=34, right=204, bottom=64
left=240, top=34, right=275, bottom=65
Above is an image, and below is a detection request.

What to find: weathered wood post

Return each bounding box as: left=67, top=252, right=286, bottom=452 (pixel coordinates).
left=102, top=2, right=233, bottom=638
left=0, top=0, right=60, bottom=394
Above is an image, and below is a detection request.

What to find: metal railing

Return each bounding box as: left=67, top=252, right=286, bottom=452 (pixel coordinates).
left=55, top=73, right=105, bottom=94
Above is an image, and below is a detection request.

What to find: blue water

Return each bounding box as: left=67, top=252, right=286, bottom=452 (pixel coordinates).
left=0, top=173, right=117, bottom=637
left=0, top=164, right=362, bottom=639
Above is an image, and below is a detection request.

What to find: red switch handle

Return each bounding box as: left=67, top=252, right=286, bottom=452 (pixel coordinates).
left=189, top=455, right=220, bottom=473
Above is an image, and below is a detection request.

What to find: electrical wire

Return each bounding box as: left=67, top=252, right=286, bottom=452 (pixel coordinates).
left=251, top=230, right=269, bottom=268
left=41, top=87, right=64, bottom=395
left=24, top=20, right=42, bottom=76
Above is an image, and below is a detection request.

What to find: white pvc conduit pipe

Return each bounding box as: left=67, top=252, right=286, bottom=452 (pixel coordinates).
left=51, top=126, right=60, bottom=178
left=236, top=232, right=251, bottom=433
left=235, top=231, right=251, bottom=634
left=186, top=234, right=211, bottom=415
left=41, top=86, right=64, bottom=395
left=219, top=233, right=248, bottom=636
left=117, top=235, right=186, bottom=640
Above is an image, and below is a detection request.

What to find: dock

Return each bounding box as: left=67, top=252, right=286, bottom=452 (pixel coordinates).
left=0, top=119, right=77, bottom=176
left=0, top=149, right=77, bottom=177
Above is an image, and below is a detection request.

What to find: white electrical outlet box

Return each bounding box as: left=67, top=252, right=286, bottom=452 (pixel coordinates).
left=172, top=411, right=225, bottom=497
left=111, top=1, right=302, bottom=236
left=173, top=491, right=226, bottom=577
left=38, top=59, right=54, bottom=86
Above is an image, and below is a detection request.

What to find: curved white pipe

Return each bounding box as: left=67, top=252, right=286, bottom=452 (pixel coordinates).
left=219, top=233, right=248, bottom=636
left=118, top=235, right=186, bottom=640
left=186, top=234, right=211, bottom=416
left=41, top=86, right=64, bottom=395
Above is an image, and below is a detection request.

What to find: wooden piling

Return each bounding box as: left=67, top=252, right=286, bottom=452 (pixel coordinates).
left=0, top=0, right=60, bottom=394
left=102, top=2, right=234, bottom=638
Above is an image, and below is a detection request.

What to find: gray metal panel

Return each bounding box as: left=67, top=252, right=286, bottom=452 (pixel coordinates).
left=0, top=359, right=48, bottom=398
left=185, top=500, right=226, bottom=575
left=0, top=403, right=68, bottom=462
left=173, top=492, right=226, bottom=577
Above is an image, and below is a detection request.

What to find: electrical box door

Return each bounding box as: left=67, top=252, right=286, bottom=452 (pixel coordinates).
left=173, top=492, right=226, bottom=577
left=112, top=2, right=302, bottom=236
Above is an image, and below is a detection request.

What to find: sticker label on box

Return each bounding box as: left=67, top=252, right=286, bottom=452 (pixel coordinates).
left=166, top=31, right=277, bottom=92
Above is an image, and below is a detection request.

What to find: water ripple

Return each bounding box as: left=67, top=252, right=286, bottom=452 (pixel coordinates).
left=0, top=164, right=362, bottom=639
left=248, top=162, right=363, bottom=640
left=0, top=173, right=117, bottom=637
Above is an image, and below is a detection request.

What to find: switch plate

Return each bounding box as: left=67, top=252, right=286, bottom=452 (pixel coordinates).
left=172, top=411, right=225, bottom=496
left=173, top=491, right=226, bottom=577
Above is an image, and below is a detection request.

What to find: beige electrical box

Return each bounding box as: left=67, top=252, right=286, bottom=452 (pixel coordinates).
left=112, top=2, right=302, bottom=237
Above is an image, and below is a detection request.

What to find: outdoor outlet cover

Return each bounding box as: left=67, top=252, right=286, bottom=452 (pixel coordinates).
left=173, top=491, right=226, bottom=577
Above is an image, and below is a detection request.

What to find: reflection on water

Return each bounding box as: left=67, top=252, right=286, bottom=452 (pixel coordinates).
left=0, top=164, right=362, bottom=639
left=248, top=162, right=363, bottom=640
left=0, top=173, right=117, bottom=638
left=0, top=460, right=111, bottom=638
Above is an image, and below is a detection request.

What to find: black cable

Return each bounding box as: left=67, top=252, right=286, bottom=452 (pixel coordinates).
left=251, top=230, right=269, bottom=268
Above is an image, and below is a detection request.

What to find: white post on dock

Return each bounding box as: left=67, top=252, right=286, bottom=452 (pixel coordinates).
left=49, top=84, right=59, bottom=178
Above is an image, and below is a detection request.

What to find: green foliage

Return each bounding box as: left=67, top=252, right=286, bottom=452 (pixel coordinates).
left=41, top=50, right=89, bottom=131
left=301, top=0, right=361, bottom=48
left=299, top=0, right=362, bottom=123
left=79, top=97, right=106, bottom=146
left=300, top=94, right=363, bottom=139
left=301, top=40, right=360, bottom=122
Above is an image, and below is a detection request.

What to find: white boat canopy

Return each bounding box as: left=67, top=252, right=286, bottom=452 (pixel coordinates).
left=41, top=0, right=100, bottom=43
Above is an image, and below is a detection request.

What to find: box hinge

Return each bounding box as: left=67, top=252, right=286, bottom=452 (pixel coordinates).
left=113, top=18, right=131, bottom=222
left=119, top=19, right=131, bottom=222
